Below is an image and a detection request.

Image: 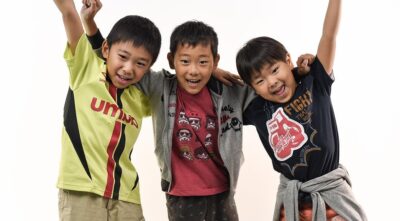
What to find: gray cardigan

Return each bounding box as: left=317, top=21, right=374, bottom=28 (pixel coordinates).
left=136, top=69, right=256, bottom=195
left=273, top=165, right=367, bottom=221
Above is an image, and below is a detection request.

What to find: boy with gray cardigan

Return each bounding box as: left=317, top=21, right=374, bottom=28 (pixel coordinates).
left=82, top=1, right=254, bottom=220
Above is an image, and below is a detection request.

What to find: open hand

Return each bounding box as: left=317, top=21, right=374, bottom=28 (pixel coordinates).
left=213, top=68, right=244, bottom=86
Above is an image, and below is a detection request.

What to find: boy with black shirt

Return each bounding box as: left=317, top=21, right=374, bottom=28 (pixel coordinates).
left=236, top=0, right=367, bottom=220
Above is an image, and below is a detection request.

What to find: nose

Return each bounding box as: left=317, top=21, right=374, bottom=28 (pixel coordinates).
left=189, top=64, right=200, bottom=76
left=122, top=62, right=135, bottom=76
left=267, top=76, right=278, bottom=89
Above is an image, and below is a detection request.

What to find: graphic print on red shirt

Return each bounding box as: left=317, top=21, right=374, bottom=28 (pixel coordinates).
left=169, top=86, right=228, bottom=196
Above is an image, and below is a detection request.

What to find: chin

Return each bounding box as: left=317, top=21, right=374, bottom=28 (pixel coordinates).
left=117, top=85, right=129, bottom=89
left=182, top=83, right=204, bottom=95
left=186, top=88, right=201, bottom=95
left=280, top=98, right=291, bottom=104
left=113, top=82, right=129, bottom=89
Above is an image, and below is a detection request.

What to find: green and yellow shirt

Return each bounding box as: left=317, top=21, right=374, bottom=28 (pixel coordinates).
left=57, top=34, right=150, bottom=204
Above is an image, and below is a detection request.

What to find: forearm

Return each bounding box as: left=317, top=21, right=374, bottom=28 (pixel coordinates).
left=322, top=0, right=341, bottom=40
left=54, top=0, right=84, bottom=53
left=317, top=0, right=341, bottom=74
left=80, top=0, right=103, bottom=39
left=82, top=17, right=98, bottom=36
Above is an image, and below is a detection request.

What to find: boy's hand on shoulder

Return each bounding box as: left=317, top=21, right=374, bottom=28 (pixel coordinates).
left=296, top=53, right=315, bottom=76
left=213, top=68, right=244, bottom=87
left=80, top=0, right=102, bottom=22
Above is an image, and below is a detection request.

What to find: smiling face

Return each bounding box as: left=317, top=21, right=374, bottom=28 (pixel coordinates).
left=169, top=43, right=219, bottom=95
left=251, top=55, right=297, bottom=104
left=102, top=41, right=153, bottom=89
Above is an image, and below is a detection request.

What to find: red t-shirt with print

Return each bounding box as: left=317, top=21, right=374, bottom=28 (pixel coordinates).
left=169, top=86, right=228, bottom=196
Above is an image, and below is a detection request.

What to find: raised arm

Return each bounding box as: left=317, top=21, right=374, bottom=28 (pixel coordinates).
left=80, top=0, right=102, bottom=36
left=81, top=0, right=105, bottom=58
left=54, top=0, right=84, bottom=54
left=316, top=0, right=341, bottom=75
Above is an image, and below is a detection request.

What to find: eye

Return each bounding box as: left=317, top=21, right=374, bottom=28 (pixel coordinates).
left=199, top=60, right=209, bottom=65
left=272, top=66, right=279, bottom=74
left=180, top=59, right=189, bottom=65
left=255, top=79, right=264, bottom=85
left=118, top=54, right=127, bottom=60
left=137, top=61, right=147, bottom=67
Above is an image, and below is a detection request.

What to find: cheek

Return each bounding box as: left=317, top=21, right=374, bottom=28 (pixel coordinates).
left=107, top=59, right=120, bottom=70
left=253, top=86, right=265, bottom=96
left=258, top=87, right=274, bottom=99
left=285, top=74, right=296, bottom=86
left=134, top=69, right=148, bottom=80
left=202, top=73, right=212, bottom=82
left=106, top=62, right=115, bottom=74
left=176, top=74, right=186, bottom=84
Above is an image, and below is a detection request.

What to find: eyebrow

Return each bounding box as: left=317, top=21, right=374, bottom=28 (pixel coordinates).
left=198, top=54, right=211, bottom=58
left=118, top=49, right=151, bottom=62
left=137, top=57, right=151, bottom=62
left=117, top=49, right=131, bottom=55
left=251, top=72, right=261, bottom=81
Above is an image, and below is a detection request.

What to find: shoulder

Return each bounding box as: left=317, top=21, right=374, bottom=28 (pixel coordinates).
left=243, top=95, right=267, bottom=124
left=246, top=95, right=266, bottom=110
left=64, top=34, right=103, bottom=70
left=64, top=34, right=93, bottom=59
left=307, top=57, right=335, bottom=90
left=64, top=34, right=105, bottom=89
left=310, top=57, right=334, bottom=79
left=144, top=69, right=176, bottom=81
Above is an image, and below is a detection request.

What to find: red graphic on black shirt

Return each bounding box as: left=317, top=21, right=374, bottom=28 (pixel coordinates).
left=267, top=107, right=308, bottom=161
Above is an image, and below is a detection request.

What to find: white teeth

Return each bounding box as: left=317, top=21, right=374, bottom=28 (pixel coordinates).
left=118, top=74, right=132, bottom=80
left=276, top=86, right=285, bottom=95
left=272, top=85, right=284, bottom=95
left=188, top=79, right=200, bottom=83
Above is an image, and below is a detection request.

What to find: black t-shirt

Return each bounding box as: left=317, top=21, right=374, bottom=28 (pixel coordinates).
left=244, top=58, right=339, bottom=182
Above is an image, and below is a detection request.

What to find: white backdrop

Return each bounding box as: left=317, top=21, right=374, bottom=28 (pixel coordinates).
left=2, top=0, right=399, bottom=220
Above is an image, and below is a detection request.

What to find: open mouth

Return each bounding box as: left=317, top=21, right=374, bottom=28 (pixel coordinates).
left=186, top=79, right=201, bottom=86
left=273, top=85, right=286, bottom=96
left=116, top=74, right=133, bottom=83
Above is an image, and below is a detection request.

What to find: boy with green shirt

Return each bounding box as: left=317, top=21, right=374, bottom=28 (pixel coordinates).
left=54, top=0, right=161, bottom=220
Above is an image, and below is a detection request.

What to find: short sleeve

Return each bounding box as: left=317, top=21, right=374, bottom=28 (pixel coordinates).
left=309, top=57, right=334, bottom=95
left=63, top=34, right=104, bottom=90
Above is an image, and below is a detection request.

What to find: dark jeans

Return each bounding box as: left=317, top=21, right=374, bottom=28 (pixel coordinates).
left=166, top=191, right=238, bottom=221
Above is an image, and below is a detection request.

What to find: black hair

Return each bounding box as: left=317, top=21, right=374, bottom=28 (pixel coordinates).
left=106, top=15, right=161, bottom=65
left=169, top=20, right=218, bottom=58
left=236, top=37, right=288, bottom=85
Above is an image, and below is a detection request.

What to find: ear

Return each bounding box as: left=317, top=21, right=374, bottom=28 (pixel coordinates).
left=286, top=53, right=294, bottom=69
left=167, top=52, right=175, bottom=69
left=102, top=40, right=110, bottom=59
left=213, top=54, right=220, bottom=71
